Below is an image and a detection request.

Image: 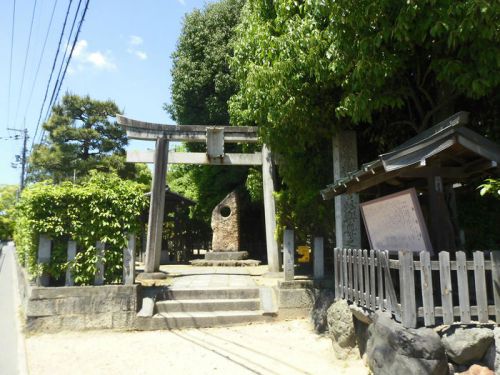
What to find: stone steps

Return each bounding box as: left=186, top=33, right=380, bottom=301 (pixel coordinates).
left=136, top=310, right=271, bottom=330
left=160, top=287, right=260, bottom=300
left=156, top=298, right=261, bottom=313
left=135, top=286, right=277, bottom=330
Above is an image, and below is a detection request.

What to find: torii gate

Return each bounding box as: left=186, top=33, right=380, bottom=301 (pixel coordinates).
left=117, top=115, right=280, bottom=277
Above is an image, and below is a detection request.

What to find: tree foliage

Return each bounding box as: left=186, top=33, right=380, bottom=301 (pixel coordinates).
left=229, top=0, right=499, bottom=234
left=14, top=173, right=148, bottom=285
left=0, top=185, right=17, bottom=240
left=29, top=93, right=150, bottom=184
left=165, top=0, right=255, bottom=233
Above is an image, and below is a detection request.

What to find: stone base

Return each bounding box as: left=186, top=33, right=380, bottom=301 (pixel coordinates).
left=205, top=251, right=249, bottom=261
left=190, top=259, right=261, bottom=267
left=136, top=272, right=168, bottom=281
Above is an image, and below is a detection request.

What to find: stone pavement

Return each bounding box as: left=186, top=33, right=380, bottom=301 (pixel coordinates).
left=0, top=244, right=28, bottom=375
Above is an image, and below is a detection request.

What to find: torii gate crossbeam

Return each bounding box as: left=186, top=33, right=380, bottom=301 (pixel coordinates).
left=117, top=115, right=280, bottom=276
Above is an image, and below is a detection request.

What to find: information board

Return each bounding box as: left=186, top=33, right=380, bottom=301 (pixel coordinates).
left=360, top=188, right=433, bottom=253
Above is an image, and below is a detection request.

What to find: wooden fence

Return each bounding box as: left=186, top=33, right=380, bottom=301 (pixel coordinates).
left=333, top=248, right=500, bottom=328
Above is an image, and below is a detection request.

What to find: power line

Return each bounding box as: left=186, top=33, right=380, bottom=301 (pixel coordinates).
left=43, top=0, right=84, bottom=123
left=6, top=0, right=17, bottom=130
left=39, top=0, right=91, bottom=145
left=13, top=0, right=38, bottom=128
left=23, top=0, right=59, bottom=123
left=31, top=0, right=75, bottom=150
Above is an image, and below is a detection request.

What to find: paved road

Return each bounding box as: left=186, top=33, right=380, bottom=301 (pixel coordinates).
left=0, top=245, right=27, bottom=375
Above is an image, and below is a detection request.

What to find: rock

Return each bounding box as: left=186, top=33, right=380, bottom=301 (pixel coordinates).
left=310, top=290, right=335, bottom=333
left=326, top=300, right=357, bottom=359
left=137, top=297, right=155, bottom=317
left=458, top=364, right=494, bottom=375
left=366, top=312, right=448, bottom=375
left=350, top=304, right=373, bottom=325
left=211, top=191, right=240, bottom=252
left=484, top=327, right=500, bottom=374
left=441, top=327, right=494, bottom=365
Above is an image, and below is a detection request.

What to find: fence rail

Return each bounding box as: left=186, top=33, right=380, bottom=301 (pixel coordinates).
left=334, top=248, right=500, bottom=328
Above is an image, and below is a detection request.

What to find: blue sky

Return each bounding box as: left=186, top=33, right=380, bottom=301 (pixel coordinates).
left=0, top=0, right=210, bottom=185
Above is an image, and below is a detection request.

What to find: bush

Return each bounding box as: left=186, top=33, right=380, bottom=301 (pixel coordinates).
left=14, top=172, right=148, bottom=285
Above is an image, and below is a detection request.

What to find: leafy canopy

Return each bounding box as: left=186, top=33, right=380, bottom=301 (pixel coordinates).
left=29, top=93, right=150, bottom=184
left=14, top=172, right=148, bottom=285
left=229, top=0, right=499, bottom=234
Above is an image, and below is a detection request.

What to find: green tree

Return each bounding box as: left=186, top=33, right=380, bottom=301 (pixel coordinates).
left=165, top=0, right=254, bottom=233
left=229, top=0, right=499, bottom=233
left=28, top=93, right=150, bottom=184
left=0, top=185, right=17, bottom=240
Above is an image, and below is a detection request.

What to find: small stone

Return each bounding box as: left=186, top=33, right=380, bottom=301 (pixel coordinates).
left=441, top=327, right=494, bottom=365
left=349, top=304, right=373, bottom=325
left=458, top=364, right=494, bottom=375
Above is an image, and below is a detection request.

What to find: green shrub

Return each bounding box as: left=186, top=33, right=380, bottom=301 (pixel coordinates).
left=14, top=172, right=148, bottom=285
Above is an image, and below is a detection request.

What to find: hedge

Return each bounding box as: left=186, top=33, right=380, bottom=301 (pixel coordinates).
left=14, top=172, right=148, bottom=285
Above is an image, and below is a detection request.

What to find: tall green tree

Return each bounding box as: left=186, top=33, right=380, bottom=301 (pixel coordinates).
left=28, top=94, right=150, bottom=184
left=229, top=0, right=499, bottom=233
left=165, top=0, right=253, bottom=234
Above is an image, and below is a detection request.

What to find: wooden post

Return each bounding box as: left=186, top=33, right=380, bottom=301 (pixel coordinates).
left=334, top=248, right=339, bottom=299
left=439, top=251, right=454, bottom=325
left=456, top=251, right=471, bottom=323
left=283, top=229, right=294, bottom=281
left=419, top=251, right=435, bottom=326
left=490, top=251, right=500, bottom=323
left=262, top=144, right=279, bottom=273
left=399, top=250, right=416, bottom=328
left=370, top=250, right=376, bottom=309
left=313, top=237, right=324, bottom=279
left=363, top=250, right=369, bottom=308
left=144, top=137, right=169, bottom=274
left=65, top=240, right=77, bottom=286
left=473, top=251, right=488, bottom=323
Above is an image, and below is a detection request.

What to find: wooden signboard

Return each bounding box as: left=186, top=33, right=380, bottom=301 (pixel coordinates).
left=360, top=188, right=433, bottom=253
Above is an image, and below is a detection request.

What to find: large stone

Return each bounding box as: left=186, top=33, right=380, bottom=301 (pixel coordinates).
left=484, top=327, right=500, bottom=374
left=366, top=312, right=448, bottom=375
left=458, top=364, right=495, bottom=375
left=441, top=327, right=494, bottom=365
left=211, top=191, right=240, bottom=252
left=327, top=300, right=357, bottom=359
left=205, top=251, right=248, bottom=260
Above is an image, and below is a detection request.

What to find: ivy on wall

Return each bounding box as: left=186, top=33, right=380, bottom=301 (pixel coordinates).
left=14, top=172, right=148, bottom=285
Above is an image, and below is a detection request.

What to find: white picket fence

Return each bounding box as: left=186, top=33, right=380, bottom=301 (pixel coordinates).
left=334, top=248, right=500, bottom=328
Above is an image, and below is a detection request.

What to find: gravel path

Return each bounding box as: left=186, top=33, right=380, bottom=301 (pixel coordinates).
left=27, top=320, right=368, bottom=375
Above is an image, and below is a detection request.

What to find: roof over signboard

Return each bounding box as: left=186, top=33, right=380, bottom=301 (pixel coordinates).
left=321, top=111, right=500, bottom=200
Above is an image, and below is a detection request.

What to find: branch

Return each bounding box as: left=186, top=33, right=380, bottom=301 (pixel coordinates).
left=418, top=93, right=459, bottom=132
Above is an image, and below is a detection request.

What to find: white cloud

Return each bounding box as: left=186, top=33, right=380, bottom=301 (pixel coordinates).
left=129, top=35, right=143, bottom=45
left=73, top=40, right=88, bottom=57
left=127, top=36, right=148, bottom=61
left=134, top=51, right=147, bottom=60
left=70, top=39, right=116, bottom=71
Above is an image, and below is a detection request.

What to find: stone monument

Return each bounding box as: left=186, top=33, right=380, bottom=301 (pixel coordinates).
left=191, top=191, right=260, bottom=266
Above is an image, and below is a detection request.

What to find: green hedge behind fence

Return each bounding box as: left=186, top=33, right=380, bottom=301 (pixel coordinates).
left=14, top=173, right=148, bottom=285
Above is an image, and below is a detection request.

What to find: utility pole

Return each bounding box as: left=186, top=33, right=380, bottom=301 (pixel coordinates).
left=8, top=127, right=29, bottom=192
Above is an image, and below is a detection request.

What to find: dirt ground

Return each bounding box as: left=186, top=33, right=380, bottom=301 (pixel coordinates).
left=26, top=319, right=368, bottom=375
